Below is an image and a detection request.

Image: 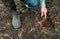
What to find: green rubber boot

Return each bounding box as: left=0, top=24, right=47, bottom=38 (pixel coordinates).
left=12, top=11, right=21, bottom=28
left=2, top=0, right=21, bottom=28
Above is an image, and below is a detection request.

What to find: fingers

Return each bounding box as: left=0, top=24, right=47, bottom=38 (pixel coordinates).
left=41, top=11, right=47, bottom=19
left=44, top=9, right=47, bottom=19
left=41, top=12, right=43, bottom=17
left=44, top=12, right=47, bottom=19
left=41, top=7, right=47, bottom=19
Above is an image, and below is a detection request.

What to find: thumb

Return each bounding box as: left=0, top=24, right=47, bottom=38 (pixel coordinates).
left=41, top=11, right=43, bottom=17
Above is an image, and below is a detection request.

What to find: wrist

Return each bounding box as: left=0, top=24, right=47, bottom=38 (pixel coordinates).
left=41, top=7, right=46, bottom=9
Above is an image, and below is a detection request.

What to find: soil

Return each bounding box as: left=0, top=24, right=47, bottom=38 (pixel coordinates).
left=0, top=0, right=60, bottom=39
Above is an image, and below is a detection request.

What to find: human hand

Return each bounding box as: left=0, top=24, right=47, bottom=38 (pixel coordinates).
left=41, top=7, right=47, bottom=19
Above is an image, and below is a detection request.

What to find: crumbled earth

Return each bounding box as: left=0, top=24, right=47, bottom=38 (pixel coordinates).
left=0, top=0, right=60, bottom=39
